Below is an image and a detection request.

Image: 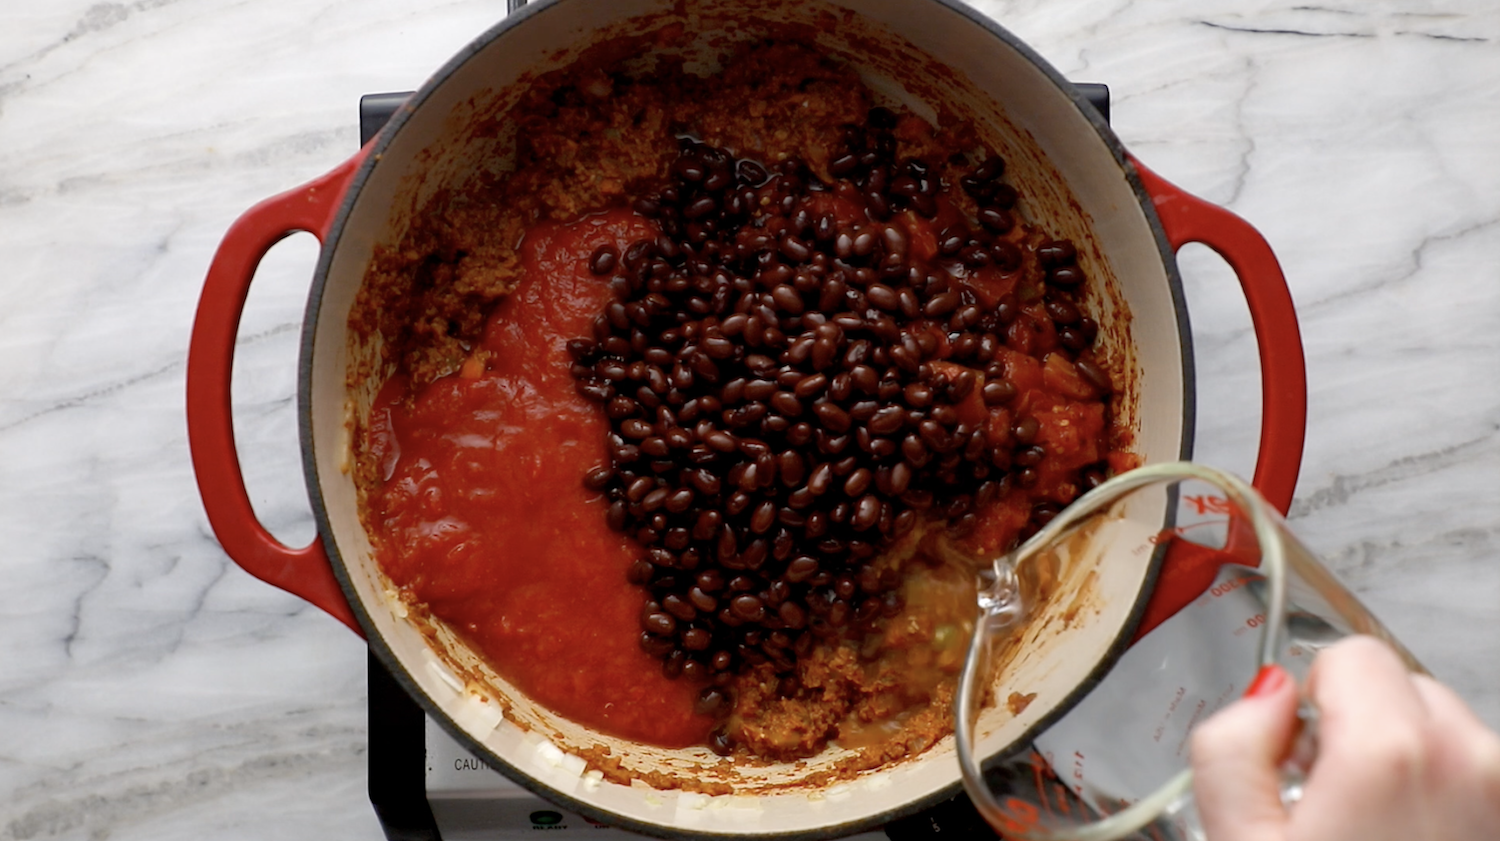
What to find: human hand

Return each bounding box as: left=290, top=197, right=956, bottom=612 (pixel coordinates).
left=1189, top=634, right=1500, bottom=841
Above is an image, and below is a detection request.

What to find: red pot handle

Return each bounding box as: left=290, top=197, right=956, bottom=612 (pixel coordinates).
left=1128, top=158, right=1307, bottom=640
left=1131, top=157, right=1307, bottom=514
left=186, top=151, right=370, bottom=636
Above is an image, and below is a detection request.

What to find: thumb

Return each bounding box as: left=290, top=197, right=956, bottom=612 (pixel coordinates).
left=1189, top=664, right=1300, bottom=841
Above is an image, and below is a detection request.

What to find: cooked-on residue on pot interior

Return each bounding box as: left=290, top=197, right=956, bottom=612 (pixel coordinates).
left=351, top=35, right=1133, bottom=772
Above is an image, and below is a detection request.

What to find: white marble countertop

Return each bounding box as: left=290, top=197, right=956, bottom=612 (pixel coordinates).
left=2, top=0, right=1496, bottom=838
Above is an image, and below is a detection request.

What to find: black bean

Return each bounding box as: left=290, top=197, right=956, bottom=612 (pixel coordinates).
left=866, top=284, right=899, bottom=311
left=779, top=450, right=806, bottom=487
left=793, top=373, right=827, bottom=399
left=640, top=632, right=676, bottom=659
left=982, top=378, right=1017, bottom=405
left=978, top=207, right=1014, bottom=234
left=889, top=461, right=913, bottom=496
left=949, top=371, right=978, bottom=401
left=643, top=611, right=676, bottom=636
left=584, top=466, right=614, bottom=491
left=736, top=462, right=760, bottom=492
left=807, top=462, right=835, bottom=495
left=990, top=239, right=1023, bottom=272
left=738, top=159, right=769, bottom=185
left=641, top=488, right=670, bottom=512
left=751, top=501, right=777, bottom=534
left=1049, top=265, right=1085, bottom=287
left=889, top=344, right=919, bottom=373
left=994, top=297, right=1019, bottom=326
left=731, top=594, right=766, bottom=622
left=666, top=487, right=695, bottom=514
left=720, top=313, right=749, bottom=337
left=576, top=381, right=613, bottom=403
left=1046, top=299, right=1082, bottom=325
left=844, top=467, right=873, bottom=497
left=851, top=495, right=881, bottom=531
left=843, top=339, right=872, bottom=369
left=901, top=434, right=929, bottom=466
left=974, top=155, right=1005, bottom=182
left=626, top=559, right=654, bottom=585
left=566, top=338, right=597, bottom=362
left=586, top=245, right=619, bottom=276
left=686, top=469, right=721, bottom=497
left=662, top=594, right=697, bottom=622
left=696, top=687, right=730, bottom=717
left=1013, top=416, right=1040, bottom=444
left=745, top=379, right=777, bottom=402
left=924, top=292, right=961, bottom=317
left=770, top=391, right=803, bottom=417
left=780, top=236, right=812, bottom=263
left=893, top=288, right=919, bottom=320
left=829, top=372, right=854, bottom=402
left=626, top=476, right=654, bottom=502
left=568, top=132, right=1114, bottom=693
left=900, top=382, right=932, bottom=409
left=1059, top=326, right=1088, bottom=351
left=1081, top=465, right=1107, bottom=492
left=702, top=335, right=736, bottom=360
left=682, top=627, right=713, bottom=650
left=771, top=284, right=804, bottom=315
left=785, top=556, right=820, bottom=583
left=704, top=430, right=738, bottom=452
left=918, top=419, right=951, bottom=451
left=1038, top=239, right=1077, bottom=267
left=813, top=401, right=852, bottom=433
left=1075, top=356, right=1113, bottom=393
left=1014, top=445, right=1046, bottom=468
left=858, top=405, right=903, bottom=438
left=811, top=336, right=839, bottom=371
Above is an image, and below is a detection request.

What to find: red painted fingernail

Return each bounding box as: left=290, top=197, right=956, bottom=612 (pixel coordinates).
left=1244, top=664, right=1289, bottom=698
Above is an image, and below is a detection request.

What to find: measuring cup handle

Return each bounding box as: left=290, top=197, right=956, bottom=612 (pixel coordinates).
left=1132, top=157, right=1307, bottom=515
left=186, top=151, right=369, bottom=636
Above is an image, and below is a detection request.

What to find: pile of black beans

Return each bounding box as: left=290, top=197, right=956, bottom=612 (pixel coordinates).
left=566, top=107, right=1107, bottom=746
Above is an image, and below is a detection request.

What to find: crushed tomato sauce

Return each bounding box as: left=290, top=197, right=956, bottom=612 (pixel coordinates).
left=366, top=210, right=716, bottom=747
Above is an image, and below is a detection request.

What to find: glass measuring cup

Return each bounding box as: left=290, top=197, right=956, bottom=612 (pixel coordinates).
left=954, top=461, right=1422, bottom=841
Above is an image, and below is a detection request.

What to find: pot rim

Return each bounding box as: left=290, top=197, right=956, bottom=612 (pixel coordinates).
left=296, top=0, right=1195, bottom=836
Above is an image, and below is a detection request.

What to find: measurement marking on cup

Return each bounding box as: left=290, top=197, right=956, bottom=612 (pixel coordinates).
left=1182, top=494, right=1232, bottom=516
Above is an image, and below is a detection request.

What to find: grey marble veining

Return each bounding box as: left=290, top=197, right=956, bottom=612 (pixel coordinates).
left=2, top=0, right=1496, bottom=838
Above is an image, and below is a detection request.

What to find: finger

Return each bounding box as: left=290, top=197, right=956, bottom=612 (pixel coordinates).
left=1411, top=673, right=1493, bottom=736
left=1305, top=635, right=1427, bottom=731
left=1293, top=636, right=1428, bottom=839
left=1410, top=674, right=1500, bottom=799
left=1190, top=664, right=1299, bottom=841
left=1303, top=635, right=1429, bottom=787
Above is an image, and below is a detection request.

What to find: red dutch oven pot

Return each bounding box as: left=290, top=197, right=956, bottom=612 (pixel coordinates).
left=186, top=0, right=1305, bottom=836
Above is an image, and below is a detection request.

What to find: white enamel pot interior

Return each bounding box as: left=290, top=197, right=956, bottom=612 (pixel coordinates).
left=300, top=0, right=1190, bottom=836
